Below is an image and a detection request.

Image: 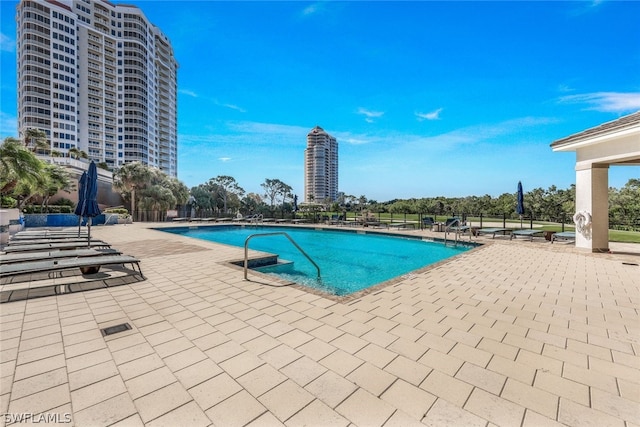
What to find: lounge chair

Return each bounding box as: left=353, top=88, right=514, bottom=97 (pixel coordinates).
left=242, top=214, right=263, bottom=223
left=388, top=221, right=417, bottom=230
left=422, top=217, right=435, bottom=230
left=14, top=230, right=88, bottom=238
left=1, top=254, right=143, bottom=285
left=510, top=229, right=545, bottom=241
left=328, top=215, right=342, bottom=225
left=551, top=231, right=575, bottom=243
left=8, top=237, right=108, bottom=246
left=12, top=233, right=89, bottom=241
left=1, top=248, right=120, bottom=265
left=477, top=228, right=512, bottom=238
left=445, top=217, right=462, bottom=227
left=2, top=241, right=112, bottom=253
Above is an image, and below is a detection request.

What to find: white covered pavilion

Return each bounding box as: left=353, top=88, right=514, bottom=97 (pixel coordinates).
left=551, top=111, right=640, bottom=252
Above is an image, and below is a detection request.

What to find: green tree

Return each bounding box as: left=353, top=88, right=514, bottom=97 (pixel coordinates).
left=113, top=162, right=152, bottom=220
left=164, top=176, right=190, bottom=207
left=23, top=128, right=49, bottom=154
left=68, top=147, right=89, bottom=160
left=207, top=175, right=245, bottom=214
left=139, top=184, right=176, bottom=222
left=0, top=137, right=44, bottom=198
left=610, top=179, right=640, bottom=230
left=261, top=178, right=293, bottom=212
left=39, top=163, right=73, bottom=210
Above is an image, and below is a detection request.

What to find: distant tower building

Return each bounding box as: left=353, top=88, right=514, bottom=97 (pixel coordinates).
left=304, top=126, right=338, bottom=202
left=15, top=0, right=178, bottom=177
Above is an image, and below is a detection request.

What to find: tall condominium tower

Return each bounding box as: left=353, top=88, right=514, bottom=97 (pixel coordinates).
left=304, top=126, right=338, bottom=203
left=15, top=0, right=178, bottom=176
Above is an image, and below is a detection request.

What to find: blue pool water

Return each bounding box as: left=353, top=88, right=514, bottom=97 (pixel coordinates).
left=161, top=225, right=472, bottom=296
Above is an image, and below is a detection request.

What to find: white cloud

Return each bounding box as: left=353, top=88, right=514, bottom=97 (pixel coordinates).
left=356, top=107, right=384, bottom=123
left=179, top=89, right=198, bottom=97
left=415, top=108, right=443, bottom=121
left=557, top=84, right=575, bottom=93
left=226, top=121, right=309, bottom=140
left=0, top=33, right=14, bottom=52
left=343, top=138, right=368, bottom=145
left=221, top=103, right=247, bottom=113
left=219, top=157, right=231, bottom=162
left=302, top=2, right=328, bottom=16
left=179, top=90, right=247, bottom=112
left=558, top=92, right=640, bottom=113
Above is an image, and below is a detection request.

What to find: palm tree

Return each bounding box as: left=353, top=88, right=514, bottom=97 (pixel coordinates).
left=40, top=163, right=73, bottom=210
left=139, top=184, right=176, bottom=222
left=68, top=147, right=89, bottom=160
left=0, top=137, right=44, bottom=197
left=23, top=128, right=49, bottom=154
left=113, top=162, right=152, bottom=221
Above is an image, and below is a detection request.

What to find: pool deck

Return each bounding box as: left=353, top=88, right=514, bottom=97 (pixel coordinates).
left=1, top=222, right=639, bottom=426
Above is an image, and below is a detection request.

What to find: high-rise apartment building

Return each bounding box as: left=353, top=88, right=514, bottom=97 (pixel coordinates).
left=304, top=126, right=338, bottom=202
left=15, top=0, right=178, bottom=176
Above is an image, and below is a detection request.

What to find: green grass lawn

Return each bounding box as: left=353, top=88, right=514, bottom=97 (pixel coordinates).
left=323, top=212, right=640, bottom=244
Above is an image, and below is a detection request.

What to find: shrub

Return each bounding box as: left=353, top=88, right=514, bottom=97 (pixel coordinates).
left=1, top=196, right=17, bottom=208
left=52, top=198, right=75, bottom=208
left=23, top=205, right=73, bottom=214
left=104, top=207, right=129, bottom=216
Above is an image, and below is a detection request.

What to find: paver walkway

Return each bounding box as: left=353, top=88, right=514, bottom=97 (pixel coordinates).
left=1, top=223, right=638, bottom=426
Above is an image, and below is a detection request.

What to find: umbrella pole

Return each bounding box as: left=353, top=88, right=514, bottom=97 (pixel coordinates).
left=78, top=216, right=82, bottom=237
left=87, top=217, right=92, bottom=247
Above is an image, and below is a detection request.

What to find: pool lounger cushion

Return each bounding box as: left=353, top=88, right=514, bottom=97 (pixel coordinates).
left=477, top=228, right=512, bottom=238
left=551, top=231, right=576, bottom=243
left=2, top=241, right=112, bottom=253
left=510, top=229, right=545, bottom=241
left=1, top=254, right=143, bottom=284
left=7, top=237, right=108, bottom=246
left=1, top=248, right=121, bottom=265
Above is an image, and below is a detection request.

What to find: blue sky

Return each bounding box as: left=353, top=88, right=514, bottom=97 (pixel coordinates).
left=1, top=1, right=639, bottom=201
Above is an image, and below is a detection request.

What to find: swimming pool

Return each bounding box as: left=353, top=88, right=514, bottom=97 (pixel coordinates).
left=161, top=225, right=473, bottom=296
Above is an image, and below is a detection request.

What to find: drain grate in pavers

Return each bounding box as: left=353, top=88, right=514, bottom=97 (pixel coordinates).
left=101, top=323, right=132, bottom=336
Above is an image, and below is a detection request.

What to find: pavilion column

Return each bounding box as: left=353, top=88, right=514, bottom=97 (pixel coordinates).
left=575, top=163, right=609, bottom=252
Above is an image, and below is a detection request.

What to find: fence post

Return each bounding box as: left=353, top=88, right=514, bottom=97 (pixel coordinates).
left=503, top=213, right=506, bottom=228
left=530, top=212, right=533, bottom=229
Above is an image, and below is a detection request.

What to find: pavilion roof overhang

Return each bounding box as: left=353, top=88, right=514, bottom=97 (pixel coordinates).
left=550, top=111, right=640, bottom=153
left=550, top=111, right=640, bottom=167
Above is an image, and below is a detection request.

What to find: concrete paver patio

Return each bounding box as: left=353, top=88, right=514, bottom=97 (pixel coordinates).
left=1, top=223, right=638, bottom=426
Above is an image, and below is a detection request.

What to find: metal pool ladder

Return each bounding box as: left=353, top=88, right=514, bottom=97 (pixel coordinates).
left=244, top=232, right=321, bottom=280
left=444, top=218, right=461, bottom=247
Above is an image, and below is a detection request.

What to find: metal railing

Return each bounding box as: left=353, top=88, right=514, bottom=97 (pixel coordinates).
left=444, top=218, right=461, bottom=247
left=243, top=232, right=321, bottom=281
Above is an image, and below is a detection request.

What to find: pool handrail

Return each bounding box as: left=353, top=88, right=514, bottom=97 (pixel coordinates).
left=244, top=232, right=321, bottom=281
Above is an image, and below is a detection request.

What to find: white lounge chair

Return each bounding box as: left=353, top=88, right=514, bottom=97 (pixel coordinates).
left=477, top=228, right=513, bottom=238
left=1, top=254, right=142, bottom=284
left=510, top=229, right=545, bottom=241
left=551, top=231, right=575, bottom=243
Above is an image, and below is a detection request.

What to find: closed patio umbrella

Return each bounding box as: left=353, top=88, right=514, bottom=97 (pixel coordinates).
left=74, top=171, right=87, bottom=237
left=79, top=162, right=101, bottom=246
left=516, top=181, right=525, bottom=229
